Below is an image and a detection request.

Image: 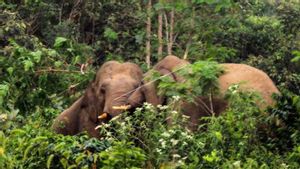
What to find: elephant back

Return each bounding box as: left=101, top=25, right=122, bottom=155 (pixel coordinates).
left=219, top=63, right=280, bottom=107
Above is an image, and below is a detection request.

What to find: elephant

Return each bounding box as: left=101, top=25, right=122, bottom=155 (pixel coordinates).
left=128, top=55, right=280, bottom=130
left=52, top=61, right=144, bottom=138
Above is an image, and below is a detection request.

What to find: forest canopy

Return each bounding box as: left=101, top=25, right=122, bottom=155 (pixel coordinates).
left=0, top=0, right=300, bottom=168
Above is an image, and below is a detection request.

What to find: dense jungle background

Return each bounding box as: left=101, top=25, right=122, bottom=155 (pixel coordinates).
left=1, top=0, right=300, bottom=168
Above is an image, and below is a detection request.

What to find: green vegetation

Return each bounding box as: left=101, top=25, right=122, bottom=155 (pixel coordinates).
left=1, top=0, right=300, bottom=168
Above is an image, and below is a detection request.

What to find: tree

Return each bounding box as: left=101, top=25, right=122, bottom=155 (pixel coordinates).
left=146, top=0, right=152, bottom=68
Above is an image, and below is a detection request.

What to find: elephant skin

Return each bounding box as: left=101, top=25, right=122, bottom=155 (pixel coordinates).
left=52, top=61, right=143, bottom=138
left=129, top=55, right=280, bottom=130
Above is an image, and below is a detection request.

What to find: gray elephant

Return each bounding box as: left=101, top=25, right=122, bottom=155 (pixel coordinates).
left=52, top=61, right=143, bottom=138
left=129, top=55, right=280, bottom=130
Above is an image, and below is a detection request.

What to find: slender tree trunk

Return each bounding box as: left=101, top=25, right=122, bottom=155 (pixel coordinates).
left=163, top=12, right=169, bottom=55
left=157, top=10, right=163, bottom=60
left=146, top=0, right=152, bottom=68
left=183, top=6, right=195, bottom=60
left=167, top=8, right=174, bottom=55
left=59, top=0, right=65, bottom=24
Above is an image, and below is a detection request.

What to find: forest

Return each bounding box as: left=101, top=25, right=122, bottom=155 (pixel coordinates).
left=0, top=0, right=300, bottom=168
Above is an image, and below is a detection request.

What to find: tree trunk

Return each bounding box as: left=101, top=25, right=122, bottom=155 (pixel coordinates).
left=157, top=10, right=163, bottom=60
left=164, top=12, right=169, bottom=55
left=183, top=6, right=195, bottom=60
left=167, top=8, right=174, bottom=55
left=146, top=0, right=152, bottom=68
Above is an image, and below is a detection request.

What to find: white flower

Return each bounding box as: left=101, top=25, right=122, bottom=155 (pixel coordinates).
left=124, top=116, right=131, bottom=121
left=156, top=148, right=162, bottom=154
left=228, top=84, right=239, bottom=94
left=157, top=105, right=169, bottom=110
left=170, top=139, right=179, bottom=146
left=110, top=115, right=121, bottom=121
left=171, top=110, right=178, bottom=115
left=178, top=160, right=184, bottom=166
left=136, top=107, right=143, bottom=111
left=172, top=95, right=180, bottom=101
left=161, top=132, right=170, bottom=138
left=186, top=135, right=193, bottom=140
left=169, top=129, right=175, bottom=134
left=182, top=114, right=190, bottom=119
left=106, top=132, right=112, bottom=137
left=103, top=123, right=111, bottom=128
left=233, top=161, right=241, bottom=168
left=160, top=140, right=166, bottom=148
left=172, top=154, right=181, bottom=159
left=107, top=137, right=115, bottom=142
left=0, top=114, right=8, bottom=121
left=144, top=102, right=154, bottom=109
left=280, top=163, right=289, bottom=169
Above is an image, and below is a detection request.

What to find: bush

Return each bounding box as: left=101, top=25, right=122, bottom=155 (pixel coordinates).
left=0, top=124, right=146, bottom=169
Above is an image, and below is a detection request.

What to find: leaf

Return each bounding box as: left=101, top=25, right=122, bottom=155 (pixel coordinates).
left=47, top=154, right=54, bottom=169
left=23, top=144, right=35, bottom=160
left=30, top=50, right=42, bottom=63
left=215, top=131, right=223, bottom=141
left=0, top=84, right=9, bottom=97
left=54, top=37, right=68, bottom=48
left=60, top=158, right=68, bottom=169
left=135, top=34, right=144, bottom=44
left=153, top=2, right=164, bottom=11
left=104, top=27, right=118, bottom=41
left=73, top=55, right=81, bottom=64
left=291, top=51, right=300, bottom=63
left=54, top=61, right=63, bottom=68
left=67, top=165, right=77, bottom=169
left=6, top=67, right=14, bottom=76
left=23, top=60, right=33, bottom=71
left=11, top=129, right=27, bottom=136
left=48, top=49, right=58, bottom=57
left=292, top=96, right=300, bottom=112
left=75, top=154, right=86, bottom=164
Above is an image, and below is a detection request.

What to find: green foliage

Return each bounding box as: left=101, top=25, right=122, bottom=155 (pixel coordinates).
left=100, top=141, right=146, bottom=169
left=292, top=50, right=300, bottom=63
left=192, top=0, right=233, bottom=12
left=1, top=0, right=300, bottom=168
left=104, top=27, right=118, bottom=42
left=157, top=61, right=223, bottom=103
left=261, top=92, right=300, bottom=152
left=0, top=123, right=147, bottom=169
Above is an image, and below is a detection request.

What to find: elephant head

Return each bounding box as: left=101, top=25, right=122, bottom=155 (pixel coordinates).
left=128, top=55, right=189, bottom=106
left=52, top=61, right=144, bottom=138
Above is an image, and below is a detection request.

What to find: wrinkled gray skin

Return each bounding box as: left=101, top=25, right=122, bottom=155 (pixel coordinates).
left=129, top=55, right=280, bottom=131
left=52, top=61, right=144, bottom=138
